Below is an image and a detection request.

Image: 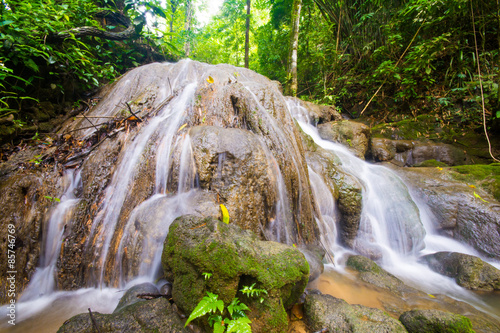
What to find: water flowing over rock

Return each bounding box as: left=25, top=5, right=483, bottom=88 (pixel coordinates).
left=393, top=167, right=500, bottom=259
left=49, top=60, right=320, bottom=290
left=317, top=120, right=370, bottom=159
left=422, top=252, right=500, bottom=291
left=162, top=215, right=309, bottom=333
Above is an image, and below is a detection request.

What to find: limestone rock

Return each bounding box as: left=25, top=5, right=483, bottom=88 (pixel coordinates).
left=399, top=309, right=474, bottom=333
left=287, top=97, right=342, bottom=124
left=421, top=252, right=500, bottom=291
left=162, top=215, right=310, bottom=333
left=318, top=120, right=370, bottom=159
left=304, top=293, right=407, bottom=332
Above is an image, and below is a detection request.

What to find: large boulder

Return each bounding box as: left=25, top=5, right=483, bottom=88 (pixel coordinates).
left=57, top=297, right=187, bottom=333
left=162, top=215, right=310, bottom=333
left=399, top=309, right=474, bottom=333
left=421, top=252, right=500, bottom=291
left=287, top=97, right=342, bottom=124
left=370, top=138, right=468, bottom=166
left=304, top=293, right=407, bottom=332
left=189, top=125, right=280, bottom=239
left=318, top=120, right=370, bottom=159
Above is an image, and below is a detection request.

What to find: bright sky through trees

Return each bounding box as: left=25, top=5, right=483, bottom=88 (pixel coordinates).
left=196, top=0, right=224, bottom=26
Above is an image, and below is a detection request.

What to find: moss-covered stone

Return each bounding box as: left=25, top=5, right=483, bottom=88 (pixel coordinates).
left=450, top=163, right=500, bottom=201
left=421, top=252, right=500, bottom=291
left=415, top=159, right=449, bottom=167
left=304, top=293, right=407, bottom=332
left=346, top=255, right=424, bottom=296
left=57, top=297, right=188, bottom=333
left=399, top=309, right=475, bottom=333
left=162, top=215, right=310, bottom=333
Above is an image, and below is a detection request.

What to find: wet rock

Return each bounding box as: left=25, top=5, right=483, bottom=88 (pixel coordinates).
left=162, top=215, right=309, bottom=333
left=299, top=245, right=325, bottom=281
left=113, top=282, right=159, bottom=313
left=421, top=252, right=500, bottom=291
left=302, top=141, right=363, bottom=248
left=304, top=293, right=407, bottom=332
left=346, top=255, right=424, bottom=296
left=287, top=97, right=342, bottom=124
left=370, top=138, right=468, bottom=167
left=318, top=120, right=370, bottom=159
left=399, top=309, right=474, bottom=333
left=189, top=125, right=280, bottom=239
left=57, top=297, right=188, bottom=333
left=0, top=168, right=61, bottom=303
left=372, top=138, right=398, bottom=162
left=393, top=167, right=500, bottom=259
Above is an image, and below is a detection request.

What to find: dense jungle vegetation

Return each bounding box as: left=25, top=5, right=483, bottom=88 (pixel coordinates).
left=0, top=0, right=499, bottom=155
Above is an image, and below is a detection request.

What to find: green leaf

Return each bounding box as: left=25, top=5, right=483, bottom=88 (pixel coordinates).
left=0, top=20, right=14, bottom=27
left=213, top=321, right=225, bottom=333
left=185, top=292, right=222, bottom=327
left=24, top=59, right=39, bottom=72
left=496, top=111, right=500, bottom=119
left=226, top=317, right=252, bottom=333
left=473, top=191, right=489, bottom=203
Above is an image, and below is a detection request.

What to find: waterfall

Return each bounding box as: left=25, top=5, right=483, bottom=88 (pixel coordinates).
left=20, top=170, right=81, bottom=301
left=6, top=61, right=499, bottom=331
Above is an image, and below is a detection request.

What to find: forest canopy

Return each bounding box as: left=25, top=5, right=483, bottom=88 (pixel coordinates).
left=0, top=0, right=499, bottom=141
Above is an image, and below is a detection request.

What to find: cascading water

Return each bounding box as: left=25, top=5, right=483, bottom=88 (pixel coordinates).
left=286, top=98, right=500, bottom=319
left=3, top=60, right=499, bottom=332
left=19, top=170, right=81, bottom=301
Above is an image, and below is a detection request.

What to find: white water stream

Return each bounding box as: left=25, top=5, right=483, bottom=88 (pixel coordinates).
left=287, top=99, right=500, bottom=320
left=2, top=61, right=499, bottom=332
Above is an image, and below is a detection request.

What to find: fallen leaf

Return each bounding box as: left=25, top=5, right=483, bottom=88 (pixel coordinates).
left=206, top=76, right=214, bottom=84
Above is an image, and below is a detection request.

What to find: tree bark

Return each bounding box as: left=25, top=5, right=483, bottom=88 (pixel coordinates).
left=184, top=0, right=193, bottom=56
left=245, top=0, right=251, bottom=68
left=285, top=0, right=302, bottom=96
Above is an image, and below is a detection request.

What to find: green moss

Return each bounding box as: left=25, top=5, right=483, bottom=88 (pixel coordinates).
left=414, top=159, right=449, bottom=167
left=450, top=163, right=500, bottom=201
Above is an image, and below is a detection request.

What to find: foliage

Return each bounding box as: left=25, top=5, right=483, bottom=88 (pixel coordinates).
left=185, top=274, right=259, bottom=332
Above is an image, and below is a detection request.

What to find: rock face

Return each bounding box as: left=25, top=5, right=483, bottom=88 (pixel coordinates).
left=399, top=309, right=474, bottom=333
left=393, top=167, right=500, bottom=259
left=112, top=282, right=159, bottom=313
left=189, top=125, right=280, bottom=239
left=162, top=215, right=309, bottom=333
left=287, top=97, right=342, bottom=124
left=57, top=297, right=187, bottom=333
left=304, top=293, right=407, bottom=332
left=0, top=165, right=62, bottom=303
left=318, top=120, right=370, bottom=159
left=371, top=138, right=469, bottom=166
left=421, top=252, right=500, bottom=291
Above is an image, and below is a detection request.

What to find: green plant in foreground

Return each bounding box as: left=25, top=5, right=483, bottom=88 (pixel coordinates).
left=184, top=292, right=252, bottom=333
left=185, top=274, right=269, bottom=332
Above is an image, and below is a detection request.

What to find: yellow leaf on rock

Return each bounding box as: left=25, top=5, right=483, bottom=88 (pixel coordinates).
left=220, top=204, right=229, bottom=224
left=177, top=123, right=187, bottom=132
left=206, top=76, right=214, bottom=84
left=473, top=191, right=489, bottom=203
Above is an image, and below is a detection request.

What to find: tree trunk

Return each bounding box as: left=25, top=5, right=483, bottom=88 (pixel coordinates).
left=285, top=0, right=302, bottom=96
left=245, top=0, right=251, bottom=68
left=184, top=0, right=193, bottom=56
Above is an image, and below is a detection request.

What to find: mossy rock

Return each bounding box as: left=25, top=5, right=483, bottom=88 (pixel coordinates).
left=421, top=252, right=500, bottom=291
left=415, top=159, right=449, bottom=168
left=304, top=293, right=407, bottom=332
left=399, top=309, right=475, bottom=333
left=449, top=164, right=500, bottom=201
left=161, top=215, right=310, bottom=333
left=57, top=297, right=188, bottom=333
left=346, top=255, right=424, bottom=296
